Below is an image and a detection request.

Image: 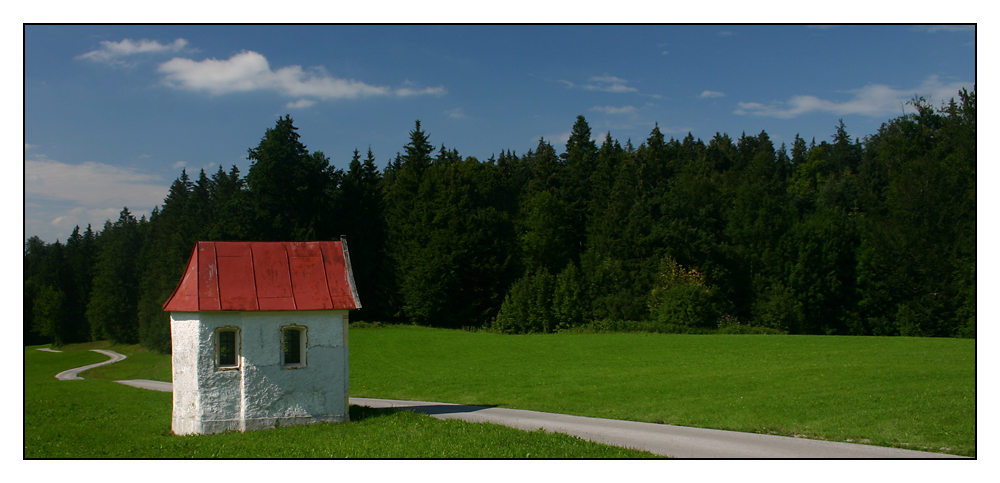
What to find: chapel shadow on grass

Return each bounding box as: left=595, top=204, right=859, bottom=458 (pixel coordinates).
left=349, top=404, right=402, bottom=422
left=350, top=402, right=499, bottom=419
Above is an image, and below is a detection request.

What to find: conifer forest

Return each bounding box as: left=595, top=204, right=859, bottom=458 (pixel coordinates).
left=24, top=89, right=976, bottom=351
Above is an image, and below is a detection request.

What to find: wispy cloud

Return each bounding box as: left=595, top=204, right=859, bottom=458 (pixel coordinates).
left=157, top=50, right=445, bottom=101
left=444, top=107, right=467, bottom=119
left=591, top=105, right=637, bottom=115
left=286, top=99, right=316, bottom=109
left=912, top=25, right=975, bottom=33
left=24, top=156, right=170, bottom=241
left=536, top=131, right=572, bottom=147
left=718, top=31, right=735, bottom=37
left=397, top=81, right=447, bottom=97
left=700, top=90, right=725, bottom=98
left=734, top=75, right=971, bottom=119
left=172, top=161, right=187, bottom=169
left=560, top=75, right=638, bottom=94
left=78, top=38, right=188, bottom=65
left=584, top=75, right=637, bottom=93
left=25, top=157, right=168, bottom=207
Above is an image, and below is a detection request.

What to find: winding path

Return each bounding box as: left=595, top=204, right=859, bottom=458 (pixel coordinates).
left=47, top=350, right=965, bottom=458
left=54, top=349, right=126, bottom=380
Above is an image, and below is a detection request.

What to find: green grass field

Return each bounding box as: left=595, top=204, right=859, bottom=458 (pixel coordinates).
left=349, top=326, right=976, bottom=456
left=25, top=326, right=975, bottom=457
left=23, top=343, right=654, bottom=458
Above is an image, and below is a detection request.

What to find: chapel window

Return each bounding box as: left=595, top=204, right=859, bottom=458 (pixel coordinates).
left=282, top=325, right=307, bottom=368
left=215, top=327, right=240, bottom=369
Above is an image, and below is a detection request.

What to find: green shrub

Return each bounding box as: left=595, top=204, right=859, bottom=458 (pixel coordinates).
left=715, top=315, right=786, bottom=334
left=752, top=283, right=804, bottom=333
left=552, top=263, right=586, bottom=330
left=493, top=263, right=590, bottom=334
left=650, top=284, right=719, bottom=329
left=565, top=319, right=652, bottom=333
left=648, top=256, right=721, bottom=329
left=491, top=269, right=555, bottom=334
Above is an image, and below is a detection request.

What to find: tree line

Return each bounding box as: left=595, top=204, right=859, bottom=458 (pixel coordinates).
left=24, top=88, right=975, bottom=350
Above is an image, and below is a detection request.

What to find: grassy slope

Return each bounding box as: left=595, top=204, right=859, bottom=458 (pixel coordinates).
left=24, top=345, right=654, bottom=458
left=349, top=326, right=976, bottom=456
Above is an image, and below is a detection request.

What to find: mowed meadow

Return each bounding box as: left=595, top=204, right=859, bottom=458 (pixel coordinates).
left=26, top=326, right=975, bottom=457
left=349, top=326, right=975, bottom=456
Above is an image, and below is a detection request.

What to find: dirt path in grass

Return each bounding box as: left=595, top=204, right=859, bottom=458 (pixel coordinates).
left=46, top=350, right=966, bottom=458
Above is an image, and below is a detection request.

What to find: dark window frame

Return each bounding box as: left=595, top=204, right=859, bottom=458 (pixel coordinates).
left=214, top=326, right=241, bottom=370
left=281, top=325, right=307, bottom=368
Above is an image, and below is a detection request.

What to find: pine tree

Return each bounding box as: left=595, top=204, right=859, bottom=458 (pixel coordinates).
left=87, top=208, right=143, bottom=343
left=338, top=148, right=390, bottom=321
left=242, top=115, right=334, bottom=241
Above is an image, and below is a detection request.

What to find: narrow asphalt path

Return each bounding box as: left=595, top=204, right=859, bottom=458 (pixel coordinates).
left=45, top=350, right=966, bottom=458
left=54, top=349, right=126, bottom=380
left=350, top=397, right=962, bottom=458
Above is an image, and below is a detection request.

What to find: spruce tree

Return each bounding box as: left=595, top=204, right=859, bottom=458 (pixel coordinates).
left=87, top=208, right=142, bottom=343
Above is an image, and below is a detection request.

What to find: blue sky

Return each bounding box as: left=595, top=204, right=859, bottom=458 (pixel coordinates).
left=24, top=24, right=976, bottom=244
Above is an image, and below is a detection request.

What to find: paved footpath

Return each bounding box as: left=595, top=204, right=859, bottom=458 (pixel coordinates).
left=54, top=349, right=126, bottom=380
left=351, top=397, right=963, bottom=458
left=48, top=350, right=966, bottom=458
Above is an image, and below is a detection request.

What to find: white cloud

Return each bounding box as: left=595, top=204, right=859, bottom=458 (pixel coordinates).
left=172, top=161, right=187, bottom=169
left=700, top=90, right=726, bottom=98
left=734, top=75, right=972, bottom=119
left=78, top=38, right=188, bottom=64
left=537, top=131, right=572, bottom=147
left=591, top=105, right=637, bottom=115
left=286, top=99, right=316, bottom=109
left=35, top=206, right=121, bottom=242
left=25, top=157, right=169, bottom=208
left=583, top=75, right=637, bottom=93
left=157, top=50, right=444, bottom=101
left=25, top=156, right=171, bottom=242
left=444, top=107, right=467, bottom=119
left=719, top=31, right=735, bottom=36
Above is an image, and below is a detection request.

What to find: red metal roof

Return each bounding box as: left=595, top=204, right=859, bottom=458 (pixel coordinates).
left=163, top=239, right=361, bottom=312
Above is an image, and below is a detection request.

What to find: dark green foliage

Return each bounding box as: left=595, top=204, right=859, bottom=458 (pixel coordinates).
left=237, top=115, right=338, bottom=241
left=395, top=161, right=517, bottom=328
left=24, top=227, right=97, bottom=346
left=32, top=284, right=69, bottom=346
left=25, top=93, right=976, bottom=345
left=492, top=268, right=556, bottom=334
left=552, top=262, right=586, bottom=329
left=86, top=209, right=143, bottom=344
left=520, top=190, right=575, bottom=273
left=856, top=91, right=976, bottom=337
left=648, top=257, right=720, bottom=329
left=337, top=148, right=391, bottom=321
